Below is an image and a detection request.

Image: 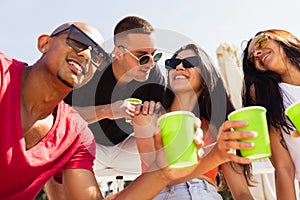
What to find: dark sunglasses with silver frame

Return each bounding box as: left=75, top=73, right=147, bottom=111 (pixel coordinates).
left=165, top=56, right=200, bottom=70
left=51, top=24, right=111, bottom=71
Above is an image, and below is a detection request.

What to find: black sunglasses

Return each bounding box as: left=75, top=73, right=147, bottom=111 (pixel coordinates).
left=118, top=45, right=162, bottom=65
left=165, top=56, right=199, bottom=70
left=51, top=24, right=111, bottom=71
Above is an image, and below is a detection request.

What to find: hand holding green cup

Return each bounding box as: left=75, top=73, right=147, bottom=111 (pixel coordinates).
left=228, top=106, right=271, bottom=160
left=125, top=98, right=142, bottom=123
left=285, top=101, right=300, bottom=133
left=157, top=111, right=198, bottom=169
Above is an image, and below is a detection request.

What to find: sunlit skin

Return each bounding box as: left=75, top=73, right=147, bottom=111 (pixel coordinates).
left=167, top=49, right=217, bottom=186
left=248, top=35, right=298, bottom=84
left=22, top=22, right=105, bottom=135
left=165, top=50, right=256, bottom=197
left=113, top=33, right=157, bottom=84
left=132, top=48, right=255, bottom=197
left=20, top=22, right=105, bottom=200
left=245, top=31, right=300, bottom=200
left=42, top=22, right=104, bottom=90
left=21, top=23, right=105, bottom=136
left=72, top=32, right=160, bottom=125
left=168, top=49, right=202, bottom=99
left=249, top=34, right=300, bottom=137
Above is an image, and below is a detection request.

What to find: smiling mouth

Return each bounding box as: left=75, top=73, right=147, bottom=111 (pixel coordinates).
left=68, top=60, right=83, bottom=75
left=139, top=68, right=151, bottom=74
left=175, top=75, right=187, bottom=80
left=262, top=53, right=270, bottom=63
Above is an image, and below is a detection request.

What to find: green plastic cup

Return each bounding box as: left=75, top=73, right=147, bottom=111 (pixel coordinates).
left=285, top=101, right=300, bottom=133
left=228, top=106, right=271, bottom=160
left=125, top=98, right=142, bottom=123
left=157, top=111, right=198, bottom=169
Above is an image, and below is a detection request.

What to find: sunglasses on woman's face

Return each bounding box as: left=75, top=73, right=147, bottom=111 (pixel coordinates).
left=248, top=34, right=269, bottom=63
left=118, top=45, right=162, bottom=65
left=51, top=24, right=111, bottom=71
left=165, top=56, right=199, bottom=70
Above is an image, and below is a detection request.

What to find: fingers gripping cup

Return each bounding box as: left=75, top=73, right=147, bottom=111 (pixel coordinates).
left=157, top=111, right=198, bottom=169
left=228, top=106, right=271, bottom=160
left=285, top=101, right=300, bottom=133
left=125, top=98, right=142, bottom=123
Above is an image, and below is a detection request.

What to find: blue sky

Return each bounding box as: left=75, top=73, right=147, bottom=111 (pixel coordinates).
left=1, top=0, right=299, bottom=66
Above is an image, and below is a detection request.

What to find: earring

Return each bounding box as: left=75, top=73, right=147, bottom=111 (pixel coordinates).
left=42, top=48, right=45, bottom=53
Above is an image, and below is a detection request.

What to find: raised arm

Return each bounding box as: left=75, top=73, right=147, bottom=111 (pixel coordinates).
left=72, top=100, right=139, bottom=124
left=132, top=101, right=162, bottom=169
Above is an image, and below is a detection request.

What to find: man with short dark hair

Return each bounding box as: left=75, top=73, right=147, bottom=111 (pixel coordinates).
left=64, top=16, right=165, bottom=177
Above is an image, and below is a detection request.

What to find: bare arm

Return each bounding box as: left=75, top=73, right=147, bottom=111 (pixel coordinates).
left=107, top=119, right=256, bottom=200
left=132, top=101, right=163, bottom=168
left=221, top=162, right=254, bottom=200
left=63, top=169, right=103, bottom=200
left=73, top=100, right=138, bottom=124
left=105, top=169, right=170, bottom=200
left=133, top=114, right=159, bottom=168
left=269, top=126, right=296, bottom=200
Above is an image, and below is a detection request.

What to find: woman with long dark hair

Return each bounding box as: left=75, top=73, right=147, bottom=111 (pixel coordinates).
left=133, top=44, right=254, bottom=199
left=242, top=29, right=300, bottom=199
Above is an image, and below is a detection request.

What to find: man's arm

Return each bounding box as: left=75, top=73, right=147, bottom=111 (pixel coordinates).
left=72, top=105, right=109, bottom=124
left=73, top=100, right=136, bottom=124
left=105, top=169, right=170, bottom=200
left=63, top=169, right=103, bottom=200
left=63, top=168, right=170, bottom=200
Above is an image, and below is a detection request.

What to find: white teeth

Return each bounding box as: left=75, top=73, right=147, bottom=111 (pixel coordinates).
left=68, top=61, right=82, bottom=73
left=175, top=75, right=186, bottom=80
left=262, top=53, right=269, bottom=62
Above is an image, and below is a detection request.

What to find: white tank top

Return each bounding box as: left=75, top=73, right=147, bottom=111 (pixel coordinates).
left=279, top=82, right=300, bottom=180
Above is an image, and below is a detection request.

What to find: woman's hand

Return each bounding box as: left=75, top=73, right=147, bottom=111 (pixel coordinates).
left=131, top=101, right=162, bottom=138
left=194, top=117, right=205, bottom=151
left=131, top=101, right=162, bottom=125
left=151, top=120, right=255, bottom=184
left=146, top=116, right=204, bottom=168
left=212, top=120, right=256, bottom=165
left=145, top=129, right=203, bottom=183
